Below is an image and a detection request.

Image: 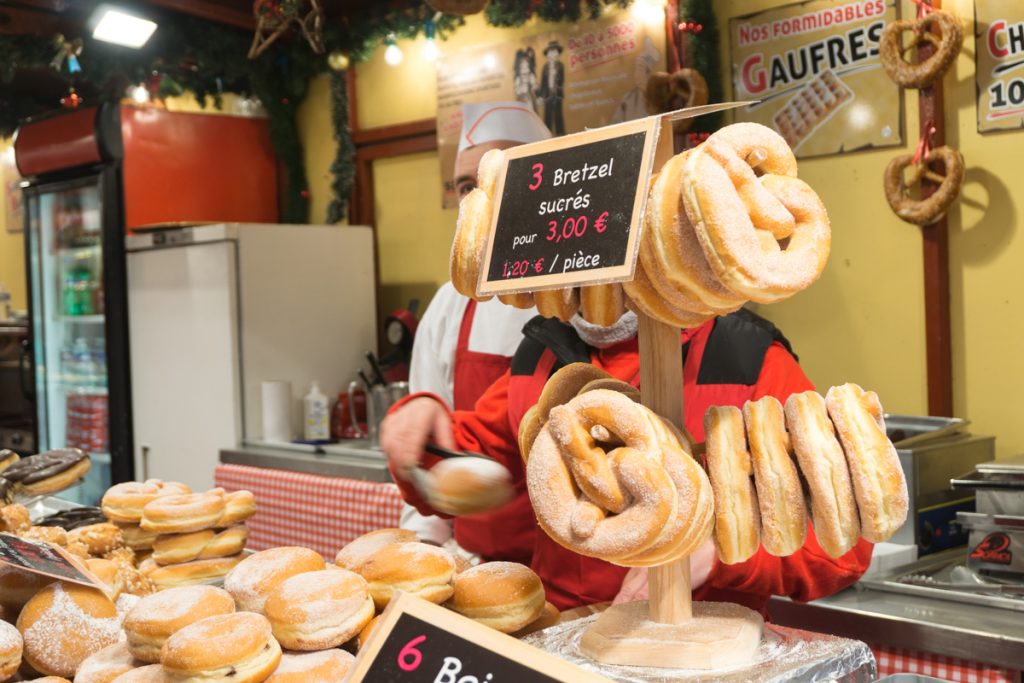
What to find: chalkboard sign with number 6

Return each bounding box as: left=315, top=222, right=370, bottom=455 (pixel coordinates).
left=477, top=116, right=661, bottom=297
left=345, top=592, right=613, bottom=683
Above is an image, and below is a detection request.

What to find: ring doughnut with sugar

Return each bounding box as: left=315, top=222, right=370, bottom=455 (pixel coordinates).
left=825, top=383, right=908, bottom=543
left=743, top=396, right=807, bottom=557
left=450, top=188, right=494, bottom=302
left=704, top=405, right=761, bottom=565
left=785, top=391, right=861, bottom=558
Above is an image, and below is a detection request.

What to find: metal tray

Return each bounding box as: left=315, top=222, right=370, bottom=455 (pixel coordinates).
left=860, top=549, right=1024, bottom=613
left=884, top=414, right=968, bottom=448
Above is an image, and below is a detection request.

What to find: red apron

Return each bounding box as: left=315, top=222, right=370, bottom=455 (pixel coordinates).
left=451, top=300, right=537, bottom=564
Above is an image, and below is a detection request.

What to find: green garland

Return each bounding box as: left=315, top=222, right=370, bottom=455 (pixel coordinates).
left=682, top=0, right=721, bottom=134
left=326, top=70, right=355, bottom=224
left=1, top=0, right=702, bottom=224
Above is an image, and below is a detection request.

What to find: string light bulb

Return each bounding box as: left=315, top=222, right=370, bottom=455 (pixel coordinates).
left=130, top=84, right=149, bottom=103
left=384, top=34, right=403, bottom=66
left=422, top=19, right=439, bottom=62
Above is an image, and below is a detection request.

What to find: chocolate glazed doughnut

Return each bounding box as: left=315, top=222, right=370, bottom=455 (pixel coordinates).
left=2, top=449, right=90, bottom=495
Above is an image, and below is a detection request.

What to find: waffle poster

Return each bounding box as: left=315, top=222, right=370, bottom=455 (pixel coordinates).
left=436, top=12, right=666, bottom=208
left=729, top=0, right=903, bottom=157
left=976, top=1, right=1024, bottom=132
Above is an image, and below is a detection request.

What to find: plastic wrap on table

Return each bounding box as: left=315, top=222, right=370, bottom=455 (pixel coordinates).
left=522, top=615, right=876, bottom=682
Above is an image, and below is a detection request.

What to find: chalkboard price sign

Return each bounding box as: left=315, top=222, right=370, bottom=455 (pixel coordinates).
left=0, top=533, right=106, bottom=591
left=477, top=117, right=660, bottom=296
left=346, top=592, right=612, bottom=683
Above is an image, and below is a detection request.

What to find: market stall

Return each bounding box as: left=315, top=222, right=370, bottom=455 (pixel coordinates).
left=2, top=0, right=1024, bottom=681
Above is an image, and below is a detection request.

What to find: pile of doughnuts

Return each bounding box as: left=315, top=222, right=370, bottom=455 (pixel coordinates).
left=449, top=122, right=831, bottom=329
left=102, top=482, right=256, bottom=590
left=0, top=449, right=91, bottom=503
left=705, top=383, right=909, bottom=564
left=333, top=528, right=559, bottom=639
left=450, top=148, right=628, bottom=326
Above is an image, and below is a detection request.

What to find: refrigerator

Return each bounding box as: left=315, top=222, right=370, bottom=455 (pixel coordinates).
left=15, top=104, right=279, bottom=503
left=126, top=224, right=377, bottom=492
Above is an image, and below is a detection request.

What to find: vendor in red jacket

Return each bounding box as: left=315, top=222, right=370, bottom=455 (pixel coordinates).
left=381, top=308, right=873, bottom=613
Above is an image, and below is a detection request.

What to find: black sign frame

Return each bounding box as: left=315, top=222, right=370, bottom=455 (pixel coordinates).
left=345, top=592, right=612, bottom=683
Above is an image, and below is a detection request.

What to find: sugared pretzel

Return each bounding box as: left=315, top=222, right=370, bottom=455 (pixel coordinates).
left=883, top=146, right=964, bottom=226
left=526, top=389, right=713, bottom=566
left=682, top=123, right=831, bottom=303
left=879, top=10, right=963, bottom=89
left=645, top=68, right=709, bottom=133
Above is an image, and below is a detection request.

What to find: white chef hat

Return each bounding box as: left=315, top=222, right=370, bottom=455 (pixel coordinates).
left=457, top=101, right=552, bottom=154
left=638, top=35, right=660, bottom=70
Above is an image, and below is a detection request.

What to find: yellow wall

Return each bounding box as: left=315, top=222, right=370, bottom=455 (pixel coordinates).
left=0, top=139, right=26, bottom=312
left=300, top=3, right=1023, bottom=456
left=720, top=0, right=1022, bottom=457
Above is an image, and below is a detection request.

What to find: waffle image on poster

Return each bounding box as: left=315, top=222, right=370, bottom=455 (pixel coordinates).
left=773, top=70, right=853, bottom=149
left=730, top=0, right=903, bottom=158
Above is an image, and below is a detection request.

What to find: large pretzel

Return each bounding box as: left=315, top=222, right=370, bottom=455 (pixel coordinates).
left=883, top=146, right=964, bottom=226
left=682, top=123, right=831, bottom=303
left=879, top=11, right=963, bottom=89
left=526, top=389, right=713, bottom=566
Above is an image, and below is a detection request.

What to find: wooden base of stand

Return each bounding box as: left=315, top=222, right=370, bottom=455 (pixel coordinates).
left=578, top=601, right=763, bottom=670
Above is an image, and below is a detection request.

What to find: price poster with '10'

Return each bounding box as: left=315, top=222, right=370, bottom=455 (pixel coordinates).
left=976, top=0, right=1024, bottom=132
left=478, top=117, right=658, bottom=296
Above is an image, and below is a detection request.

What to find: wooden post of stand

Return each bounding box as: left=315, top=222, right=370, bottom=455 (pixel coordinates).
left=638, top=312, right=690, bottom=624
left=917, top=0, right=953, bottom=417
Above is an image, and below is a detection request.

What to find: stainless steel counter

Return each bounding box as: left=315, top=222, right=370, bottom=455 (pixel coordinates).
left=768, top=584, right=1024, bottom=671
left=218, top=440, right=393, bottom=483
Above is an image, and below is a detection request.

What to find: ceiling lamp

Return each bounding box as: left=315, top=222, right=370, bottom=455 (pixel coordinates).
left=92, top=7, right=157, bottom=48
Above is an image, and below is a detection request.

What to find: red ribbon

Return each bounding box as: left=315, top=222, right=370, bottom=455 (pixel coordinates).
left=911, top=0, right=934, bottom=19
left=912, top=121, right=937, bottom=165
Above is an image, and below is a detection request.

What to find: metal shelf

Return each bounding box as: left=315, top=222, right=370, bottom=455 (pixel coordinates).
left=59, top=315, right=105, bottom=324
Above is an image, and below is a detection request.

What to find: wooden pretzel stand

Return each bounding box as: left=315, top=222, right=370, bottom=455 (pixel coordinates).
left=577, top=119, right=763, bottom=671
left=481, top=106, right=764, bottom=671
left=577, top=313, right=763, bottom=670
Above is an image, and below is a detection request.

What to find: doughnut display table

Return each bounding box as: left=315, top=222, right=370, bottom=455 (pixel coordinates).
left=524, top=615, right=876, bottom=682
left=214, top=463, right=403, bottom=558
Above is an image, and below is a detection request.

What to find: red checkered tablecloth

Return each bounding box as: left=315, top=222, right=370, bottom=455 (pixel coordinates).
left=870, top=643, right=1019, bottom=682
left=214, top=463, right=404, bottom=558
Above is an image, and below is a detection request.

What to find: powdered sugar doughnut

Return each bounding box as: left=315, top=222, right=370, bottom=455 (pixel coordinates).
left=0, top=620, right=21, bottom=682
left=73, top=642, right=139, bottom=683
left=265, top=650, right=355, bottom=683
left=224, top=546, right=326, bottom=614
left=123, top=586, right=235, bottom=663
left=264, top=569, right=374, bottom=651
left=335, top=529, right=418, bottom=572
left=17, top=583, right=121, bottom=678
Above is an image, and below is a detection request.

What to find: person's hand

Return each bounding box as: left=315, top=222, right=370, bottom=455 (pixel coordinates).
left=379, top=397, right=455, bottom=481
left=611, top=538, right=719, bottom=605
left=689, top=537, right=717, bottom=589
left=612, top=567, right=648, bottom=604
